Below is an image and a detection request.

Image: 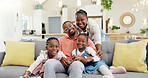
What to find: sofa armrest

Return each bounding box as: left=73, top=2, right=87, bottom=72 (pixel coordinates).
left=0, top=52, right=5, bottom=66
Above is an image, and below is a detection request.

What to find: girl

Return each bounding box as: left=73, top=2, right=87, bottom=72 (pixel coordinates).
left=72, top=33, right=115, bottom=78
left=75, top=9, right=105, bottom=59
left=21, top=37, right=67, bottom=78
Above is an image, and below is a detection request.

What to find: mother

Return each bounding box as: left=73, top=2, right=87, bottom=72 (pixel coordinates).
left=75, top=9, right=104, bottom=59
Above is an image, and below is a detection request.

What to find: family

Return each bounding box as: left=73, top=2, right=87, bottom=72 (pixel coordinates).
left=21, top=9, right=126, bottom=78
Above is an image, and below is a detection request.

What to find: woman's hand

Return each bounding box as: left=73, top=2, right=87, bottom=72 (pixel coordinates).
left=96, top=50, right=103, bottom=60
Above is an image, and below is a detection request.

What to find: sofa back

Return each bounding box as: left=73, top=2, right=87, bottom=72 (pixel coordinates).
left=101, top=40, right=128, bottom=66
left=0, top=39, right=129, bottom=66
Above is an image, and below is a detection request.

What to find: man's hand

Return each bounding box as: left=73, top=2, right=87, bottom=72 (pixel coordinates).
left=60, top=57, right=70, bottom=69
left=96, top=50, right=103, bottom=60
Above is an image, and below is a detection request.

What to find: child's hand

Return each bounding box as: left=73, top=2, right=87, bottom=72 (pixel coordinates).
left=22, top=71, right=31, bottom=78
left=73, top=55, right=81, bottom=61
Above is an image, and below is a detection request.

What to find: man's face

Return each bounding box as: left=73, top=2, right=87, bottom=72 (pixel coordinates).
left=63, top=22, right=77, bottom=36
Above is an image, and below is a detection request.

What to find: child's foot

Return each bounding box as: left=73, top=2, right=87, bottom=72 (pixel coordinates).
left=102, top=75, right=115, bottom=78
left=110, top=66, right=126, bottom=74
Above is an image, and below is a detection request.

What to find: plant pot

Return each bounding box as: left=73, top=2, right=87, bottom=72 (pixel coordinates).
left=141, top=34, right=146, bottom=37
left=112, top=29, right=118, bottom=33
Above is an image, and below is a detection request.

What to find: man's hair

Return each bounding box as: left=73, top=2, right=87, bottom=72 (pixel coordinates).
left=46, top=37, right=59, bottom=45
left=75, top=9, right=87, bottom=17
left=62, top=21, right=71, bottom=29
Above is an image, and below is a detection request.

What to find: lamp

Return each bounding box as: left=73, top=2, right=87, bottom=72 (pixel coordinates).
left=77, top=0, right=81, bottom=6
left=35, top=0, right=46, bottom=4
left=58, top=0, right=62, bottom=7
left=131, top=0, right=148, bottom=11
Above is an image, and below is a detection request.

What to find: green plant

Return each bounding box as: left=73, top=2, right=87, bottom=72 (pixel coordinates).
left=100, top=0, right=113, bottom=12
left=110, top=25, right=120, bottom=30
left=140, top=28, right=147, bottom=34
left=60, top=5, right=67, bottom=15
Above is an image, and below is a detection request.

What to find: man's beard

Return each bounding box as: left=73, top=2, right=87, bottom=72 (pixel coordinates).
left=70, top=31, right=76, bottom=36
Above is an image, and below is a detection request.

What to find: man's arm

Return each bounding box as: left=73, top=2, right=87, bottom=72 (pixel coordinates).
left=60, top=57, right=70, bottom=68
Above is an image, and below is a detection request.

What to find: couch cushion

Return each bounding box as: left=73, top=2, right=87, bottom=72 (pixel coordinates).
left=128, top=38, right=148, bottom=68
left=0, top=66, right=28, bottom=78
left=113, top=40, right=148, bottom=73
left=113, top=72, right=148, bottom=78
left=0, top=52, right=5, bottom=66
left=101, top=40, right=128, bottom=66
left=32, top=39, right=46, bottom=60
left=2, top=41, right=35, bottom=66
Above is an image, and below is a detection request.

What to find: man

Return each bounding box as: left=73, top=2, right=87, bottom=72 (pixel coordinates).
left=44, top=21, right=96, bottom=78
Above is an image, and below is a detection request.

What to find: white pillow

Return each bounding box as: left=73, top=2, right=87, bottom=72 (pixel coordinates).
left=0, top=41, right=6, bottom=52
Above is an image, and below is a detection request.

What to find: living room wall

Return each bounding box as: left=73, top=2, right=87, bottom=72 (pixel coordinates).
left=43, top=0, right=148, bottom=34
left=106, top=0, right=148, bottom=33
left=0, top=0, right=37, bottom=41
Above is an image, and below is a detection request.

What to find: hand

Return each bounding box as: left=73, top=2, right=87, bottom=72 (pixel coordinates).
left=96, top=50, right=103, bottom=60
left=72, top=55, right=81, bottom=61
left=60, top=57, right=70, bottom=69
left=22, top=71, right=31, bottom=78
left=39, top=72, right=44, bottom=78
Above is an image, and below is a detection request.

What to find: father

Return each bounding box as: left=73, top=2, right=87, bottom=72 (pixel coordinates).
left=44, top=21, right=97, bottom=78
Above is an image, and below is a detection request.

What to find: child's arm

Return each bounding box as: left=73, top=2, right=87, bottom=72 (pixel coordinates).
left=87, top=47, right=100, bottom=62
left=21, top=50, right=46, bottom=77
left=57, top=51, right=67, bottom=60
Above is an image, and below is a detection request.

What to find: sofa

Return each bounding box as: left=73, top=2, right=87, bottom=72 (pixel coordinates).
left=0, top=39, right=148, bottom=78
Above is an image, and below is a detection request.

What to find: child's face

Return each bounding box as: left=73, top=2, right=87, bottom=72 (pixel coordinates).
left=46, top=40, right=59, bottom=58
left=77, top=35, right=87, bottom=51
left=76, top=14, right=88, bottom=30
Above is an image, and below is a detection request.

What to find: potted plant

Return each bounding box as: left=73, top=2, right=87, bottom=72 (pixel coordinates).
left=100, top=0, right=113, bottom=12
left=60, top=5, right=67, bottom=15
left=109, top=25, right=120, bottom=33
left=140, top=28, right=147, bottom=37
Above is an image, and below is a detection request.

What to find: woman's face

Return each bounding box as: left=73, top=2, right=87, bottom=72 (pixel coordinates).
left=76, top=14, right=88, bottom=30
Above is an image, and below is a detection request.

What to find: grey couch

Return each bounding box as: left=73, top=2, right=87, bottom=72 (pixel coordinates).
left=0, top=39, right=148, bottom=78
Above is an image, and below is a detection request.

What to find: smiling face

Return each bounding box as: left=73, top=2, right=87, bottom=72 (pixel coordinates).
left=46, top=40, right=59, bottom=58
left=76, top=14, right=88, bottom=30
left=63, top=22, right=77, bottom=36
left=77, top=35, right=87, bottom=52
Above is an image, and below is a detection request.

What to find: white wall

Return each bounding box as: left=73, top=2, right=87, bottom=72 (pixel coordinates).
left=0, top=0, right=38, bottom=41
left=43, top=0, right=148, bottom=33
left=105, top=0, right=148, bottom=33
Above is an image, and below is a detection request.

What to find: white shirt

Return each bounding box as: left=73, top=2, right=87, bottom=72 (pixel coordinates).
left=76, top=19, right=101, bottom=44
left=72, top=47, right=100, bottom=62
left=27, top=50, right=67, bottom=73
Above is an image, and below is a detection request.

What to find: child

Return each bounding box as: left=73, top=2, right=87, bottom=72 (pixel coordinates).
left=72, top=33, right=115, bottom=78
left=21, top=37, right=67, bottom=78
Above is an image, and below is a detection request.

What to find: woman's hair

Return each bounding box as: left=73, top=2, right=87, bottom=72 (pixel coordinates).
left=75, top=9, right=87, bottom=17
left=77, top=32, right=89, bottom=42
left=46, top=37, right=59, bottom=45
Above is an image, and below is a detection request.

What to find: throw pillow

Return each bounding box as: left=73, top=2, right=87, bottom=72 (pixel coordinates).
left=128, top=38, right=148, bottom=69
left=1, top=41, right=35, bottom=66
left=113, top=39, right=148, bottom=73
